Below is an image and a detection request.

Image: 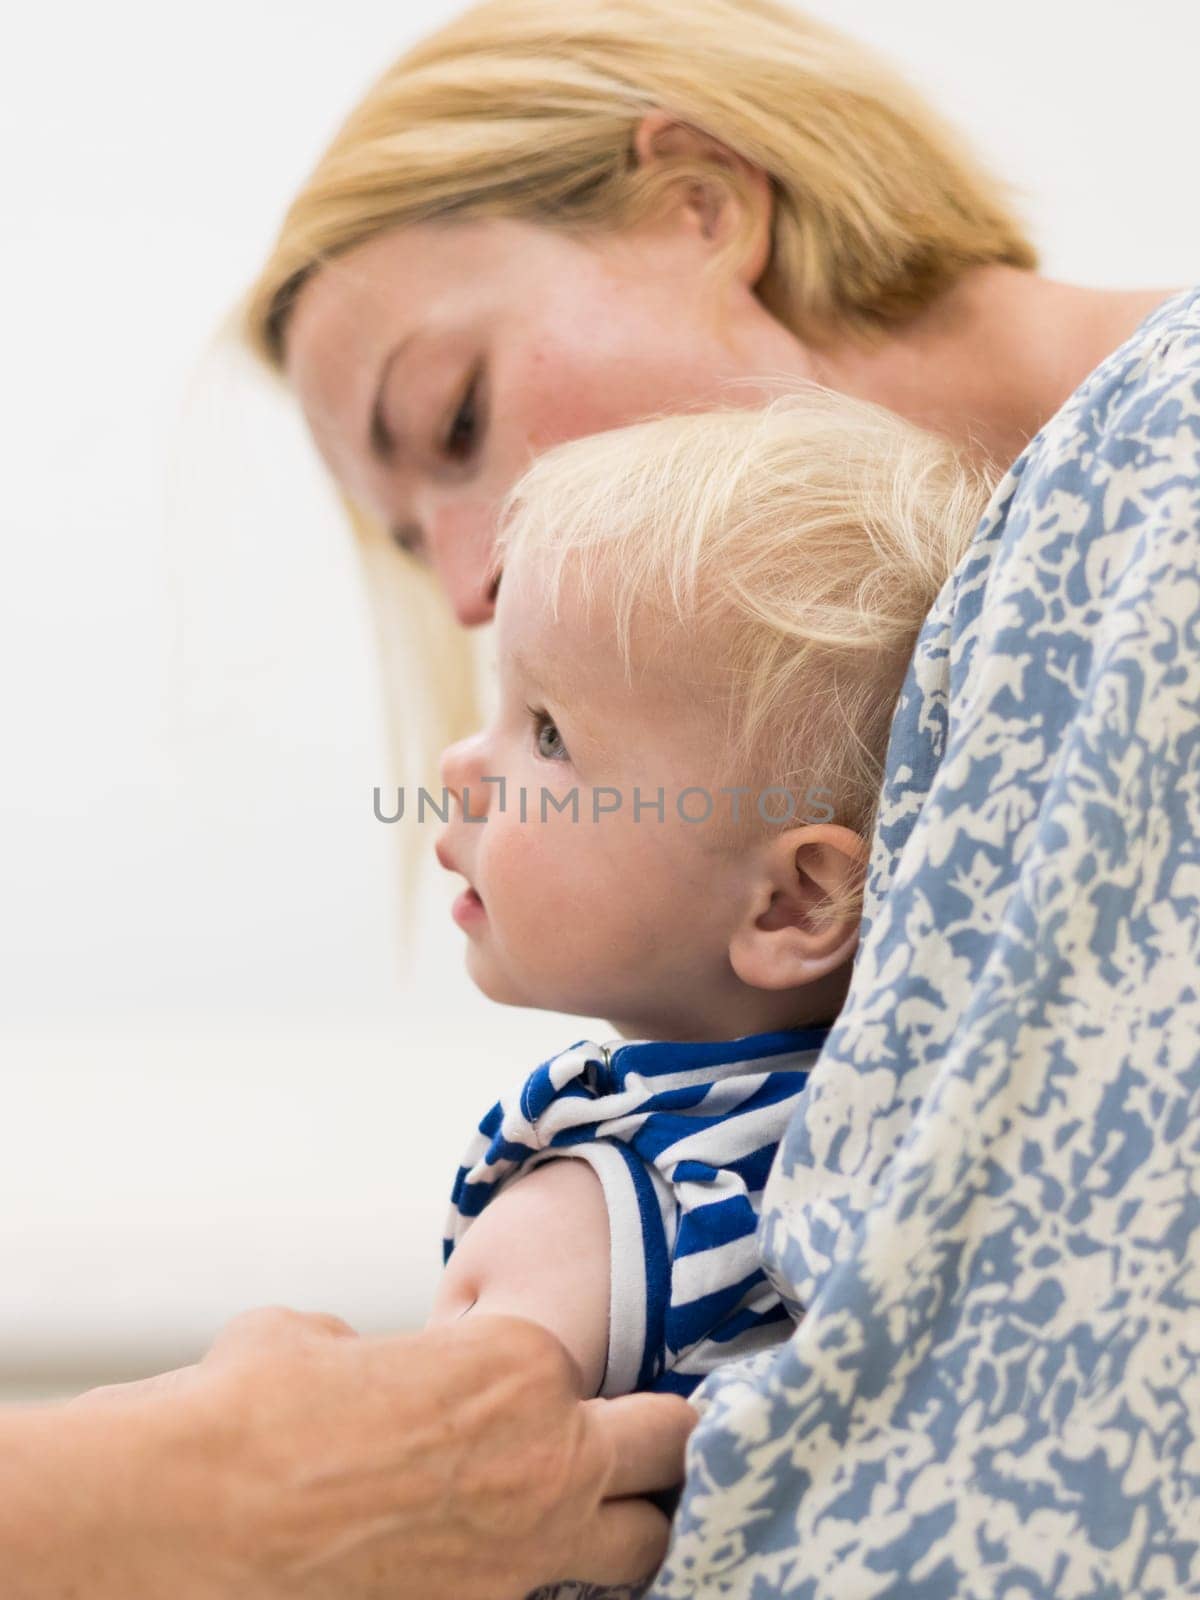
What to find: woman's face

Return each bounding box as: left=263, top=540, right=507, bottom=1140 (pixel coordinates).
left=284, top=212, right=815, bottom=625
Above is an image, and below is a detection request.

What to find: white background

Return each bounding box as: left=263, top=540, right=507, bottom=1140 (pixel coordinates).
left=1, top=0, right=1196, bottom=1395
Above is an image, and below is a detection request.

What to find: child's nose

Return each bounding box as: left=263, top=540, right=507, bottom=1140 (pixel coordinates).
left=439, top=732, right=488, bottom=800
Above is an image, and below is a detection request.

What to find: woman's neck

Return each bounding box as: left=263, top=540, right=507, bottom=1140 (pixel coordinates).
left=815, top=267, right=1180, bottom=472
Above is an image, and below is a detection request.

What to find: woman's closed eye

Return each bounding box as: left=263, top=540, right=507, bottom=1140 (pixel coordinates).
left=390, top=522, right=427, bottom=560
left=385, top=370, right=484, bottom=562
left=442, top=367, right=484, bottom=463
left=528, top=706, right=569, bottom=762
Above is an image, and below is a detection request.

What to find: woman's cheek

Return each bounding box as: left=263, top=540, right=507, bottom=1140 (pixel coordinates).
left=510, top=318, right=672, bottom=452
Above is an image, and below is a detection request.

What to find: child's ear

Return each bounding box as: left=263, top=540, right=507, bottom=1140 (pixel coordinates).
left=728, top=824, right=867, bottom=993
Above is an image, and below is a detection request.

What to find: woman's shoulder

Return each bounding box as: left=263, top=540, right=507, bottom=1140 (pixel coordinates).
left=862, top=283, right=1200, bottom=935
left=1030, top=283, right=1200, bottom=478
left=983, top=283, right=1200, bottom=603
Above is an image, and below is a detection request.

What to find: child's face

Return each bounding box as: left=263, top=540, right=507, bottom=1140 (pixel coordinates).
left=436, top=558, right=859, bottom=1042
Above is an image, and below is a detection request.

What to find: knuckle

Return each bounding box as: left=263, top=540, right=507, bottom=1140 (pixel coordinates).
left=220, top=1304, right=299, bottom=1342
left=297, top=1310, right=358, bottom=1339
left=218, top=1305, right=354, bottom=1347
left=460, top=1314, right=581, bottom=1396
left=513, top=1322, right=583, bottom=1400
left=504, top=1316, right=575, bottom=1372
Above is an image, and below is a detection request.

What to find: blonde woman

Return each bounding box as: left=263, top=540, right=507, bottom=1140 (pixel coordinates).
left=234, top=2, right=1200, bottom=1596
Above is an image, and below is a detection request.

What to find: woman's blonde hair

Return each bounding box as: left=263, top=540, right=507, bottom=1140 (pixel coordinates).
left=496, top=387, right=994, bottom=920
left=244, top=0, right=1033, bottom=367
left=235, top=0, right=1029, bottom=899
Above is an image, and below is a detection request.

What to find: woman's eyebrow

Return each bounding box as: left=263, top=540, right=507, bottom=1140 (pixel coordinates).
left=368, top=336, right=414, bottom=464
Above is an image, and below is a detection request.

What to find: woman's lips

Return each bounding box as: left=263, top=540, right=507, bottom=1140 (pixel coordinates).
left=451, top=886, right=486, bottom=929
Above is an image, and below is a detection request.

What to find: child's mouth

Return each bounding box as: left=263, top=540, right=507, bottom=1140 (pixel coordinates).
left=451, top=886, right=486, bottom=928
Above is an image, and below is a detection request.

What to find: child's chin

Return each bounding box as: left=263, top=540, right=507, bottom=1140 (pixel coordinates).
left=464, top=948, right=529, bottom=1010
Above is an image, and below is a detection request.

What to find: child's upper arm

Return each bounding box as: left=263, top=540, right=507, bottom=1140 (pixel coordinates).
left=429, top=1157, right=611, bottom=1398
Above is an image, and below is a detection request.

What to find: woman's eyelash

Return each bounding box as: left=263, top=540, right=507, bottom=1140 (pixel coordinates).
left=390, top=524, right=424, bottom=558
left=443, top=370, right=482, bottom=462
left=387, top=368, right=484, bottom=556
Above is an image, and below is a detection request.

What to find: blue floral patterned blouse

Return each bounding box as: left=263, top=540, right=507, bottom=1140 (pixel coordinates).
left=649, top=285, right=1200, bottom=1599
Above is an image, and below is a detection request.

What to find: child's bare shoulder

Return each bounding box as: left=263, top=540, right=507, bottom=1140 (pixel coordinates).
left=431, top=1159, right=610, bottom=1395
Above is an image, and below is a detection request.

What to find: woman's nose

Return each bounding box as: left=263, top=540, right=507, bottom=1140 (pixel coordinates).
left=446, top=572, right=498, bottom=628
left=423, top=504, right=501, bottom=628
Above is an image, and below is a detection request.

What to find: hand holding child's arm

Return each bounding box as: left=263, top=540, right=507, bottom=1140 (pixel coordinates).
left=431, top=1158, right=611, bottom=1398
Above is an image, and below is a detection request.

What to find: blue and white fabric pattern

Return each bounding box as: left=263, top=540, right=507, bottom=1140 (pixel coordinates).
left=649, top=286, right=1200, bottom=1597
left=446, top=1026, right=828, bottom=1398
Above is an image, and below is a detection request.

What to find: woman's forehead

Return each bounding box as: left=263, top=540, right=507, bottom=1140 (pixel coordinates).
left=282, top=218, right=561, bottom=462
left=280, top=225, right=474, bottom=493
left=285, top=226, right=469, bottom=387
left=285, top=215, right=555, bottom=365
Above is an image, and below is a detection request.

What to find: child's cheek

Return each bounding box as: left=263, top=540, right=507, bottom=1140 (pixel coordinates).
left=483, top=811, right=576, bottom=931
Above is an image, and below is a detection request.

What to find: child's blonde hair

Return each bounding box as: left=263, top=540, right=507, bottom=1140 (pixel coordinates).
left=496, top=388, right=995, bottom=919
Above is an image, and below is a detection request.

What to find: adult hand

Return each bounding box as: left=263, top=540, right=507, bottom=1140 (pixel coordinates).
left=3, top=1307, right=694, bottom=1600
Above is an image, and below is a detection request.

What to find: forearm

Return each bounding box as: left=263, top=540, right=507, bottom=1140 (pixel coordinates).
left=0, top=1312, right=692, bottom=1600
left=0, top=1398, right=178, bottom=1600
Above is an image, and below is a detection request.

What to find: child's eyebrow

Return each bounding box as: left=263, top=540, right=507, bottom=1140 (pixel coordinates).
left=509, top=645, right=585, bottom=701
left=507, top=646, right=618, bottom=758
left=508, top=645, right=544, bottom=687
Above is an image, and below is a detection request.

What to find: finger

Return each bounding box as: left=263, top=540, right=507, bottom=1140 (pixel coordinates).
left=558, top=1497, right=673, bottom=1590
left=585, top=1392, right=698, bottom=1499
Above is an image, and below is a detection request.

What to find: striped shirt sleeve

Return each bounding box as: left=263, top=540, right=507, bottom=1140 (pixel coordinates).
left=444, top=1026, right=829, bottom=1398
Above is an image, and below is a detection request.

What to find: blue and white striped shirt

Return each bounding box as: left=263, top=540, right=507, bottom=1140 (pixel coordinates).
left=445, top=1026, right=828, bottom=1398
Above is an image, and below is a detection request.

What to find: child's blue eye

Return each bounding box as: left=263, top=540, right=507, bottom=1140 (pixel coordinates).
left=529, top=707, right=568, bottom=762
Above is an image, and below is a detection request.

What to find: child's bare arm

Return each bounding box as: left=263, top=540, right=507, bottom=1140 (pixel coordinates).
left=429, top=1158, right=611, bottom=1398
